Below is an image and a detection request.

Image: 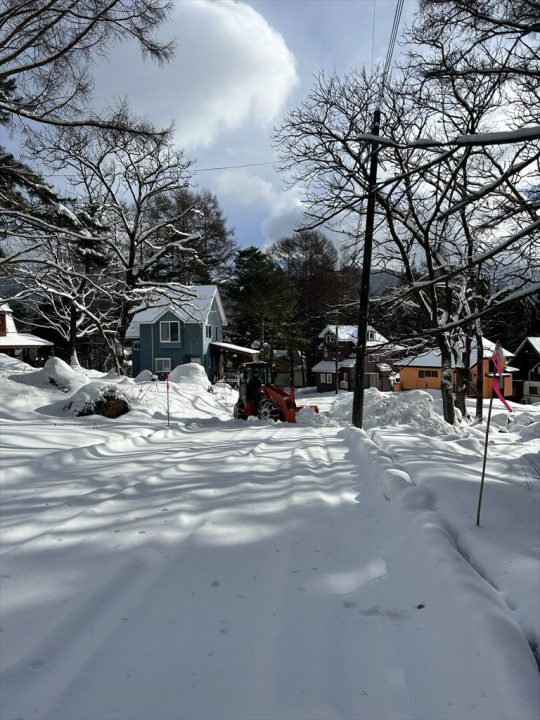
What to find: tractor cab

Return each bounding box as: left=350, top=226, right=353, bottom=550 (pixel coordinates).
left=233, top=360, right=318, bottom=423
left=238, top=361, right=274, bottom=405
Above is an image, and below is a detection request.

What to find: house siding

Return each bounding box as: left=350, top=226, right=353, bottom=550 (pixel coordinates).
left=400, top=360, right=512, bottom=398
left=127, top=286, right=227, bottom=382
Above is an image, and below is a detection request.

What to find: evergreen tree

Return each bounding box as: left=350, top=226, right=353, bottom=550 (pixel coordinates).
left=227, top=247, right=296, bottom=360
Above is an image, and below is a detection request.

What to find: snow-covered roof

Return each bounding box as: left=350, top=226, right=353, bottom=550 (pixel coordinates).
left=0, top=304, right=53, bottom=348
left=398, top=339, right=513, bottom=369
left=514, top=337, right=540, bottom=356
left=0, top=332, right=53, bottom=348
left=318, top=324, right=389, bottom=347
left=127, top=285, right=227, bottom=339
left=209, top=341, right=260, bottom=356
left=312, top=358, right=356, bottom=372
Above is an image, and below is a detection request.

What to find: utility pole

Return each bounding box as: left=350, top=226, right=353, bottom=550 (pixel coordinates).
left=335, top=309, right=339, bottom=395
left=352, top=108, right=381, bottom=428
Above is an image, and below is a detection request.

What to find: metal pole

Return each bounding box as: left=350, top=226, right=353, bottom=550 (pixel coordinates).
left=476, top=391, right=494, bottom=526
left=352, top=108, right=381, bottom=428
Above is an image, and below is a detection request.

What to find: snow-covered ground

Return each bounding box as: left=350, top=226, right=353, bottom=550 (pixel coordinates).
left=1, top=355, right=539, bottom=720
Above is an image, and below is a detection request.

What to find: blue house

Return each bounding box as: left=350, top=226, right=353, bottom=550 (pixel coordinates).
left=127, top=285, right=230, bottom=380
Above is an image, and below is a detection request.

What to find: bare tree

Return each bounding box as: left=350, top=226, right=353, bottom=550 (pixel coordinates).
left=275, top=56, right=538, bottom=423
left=0, top=1, right=175, bottom=268
left=0, top=1, right=174, bottom=129
left=28, top=122, right=200, bottom=372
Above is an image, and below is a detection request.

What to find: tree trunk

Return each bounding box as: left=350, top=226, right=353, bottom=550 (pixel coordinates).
left=439, top=337, right=456, bottom=425
left=68, top=303, right=78, bottom=361
left=454, top=335, right=471, bottom=418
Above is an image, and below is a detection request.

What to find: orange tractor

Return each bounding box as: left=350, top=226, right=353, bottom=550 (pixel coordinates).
left=233, top=361, right=318, bottom=423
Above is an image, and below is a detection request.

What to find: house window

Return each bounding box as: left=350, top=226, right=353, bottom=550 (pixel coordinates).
left=325, top=373, right=333, bottom=384
left=0, top=313, right=5, bottom=337
left=206, top=325, right=212, bottom=339
left=364, top=373, right=378, bottom=388
left=155, top=358, right=171, bottom=374
left=160, top=321, right=180, bottom=343
left=419, top=370, right=438, bottom=378
left=325, top=334, right=336, bottom=343
left=367, top=354, right=380, bottom=363
left=132, top=341, right=140, bottom=351
left=367, top=330, right=375, bottom=341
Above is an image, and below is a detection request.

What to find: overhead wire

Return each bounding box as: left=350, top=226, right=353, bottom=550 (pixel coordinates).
left=379, top=0, right=405, bottom=100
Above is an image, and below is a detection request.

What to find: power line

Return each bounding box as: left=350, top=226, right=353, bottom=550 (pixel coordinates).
left=192, top=160, right=275, bottom=173
left=371, top=0, right=376, bottom=73
left=380, top=0, right=405, bottom=98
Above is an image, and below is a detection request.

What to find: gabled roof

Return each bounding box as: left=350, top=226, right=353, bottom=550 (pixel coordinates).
left=513, top=337, right=540, bottom=356
left=398, top=338, right=513, bottom=368
left=126, top=285, right=227, bottom=340
left=318, top=324, right=389, bottom=346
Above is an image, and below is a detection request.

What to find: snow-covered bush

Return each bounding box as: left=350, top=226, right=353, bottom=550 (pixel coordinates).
left=63, top=383, right=129, bottom=418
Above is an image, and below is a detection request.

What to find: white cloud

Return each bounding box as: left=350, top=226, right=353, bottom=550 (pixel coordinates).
left=215, top=168, right=306, bottom=243
left=94, top=0, right=298, bottom=149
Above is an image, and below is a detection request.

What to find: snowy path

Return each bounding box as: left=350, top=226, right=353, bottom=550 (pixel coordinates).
left=1, top=417, right=538, bottom=720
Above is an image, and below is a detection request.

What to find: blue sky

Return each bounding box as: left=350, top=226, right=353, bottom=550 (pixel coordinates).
left=92, top=0, right=418, bottom=250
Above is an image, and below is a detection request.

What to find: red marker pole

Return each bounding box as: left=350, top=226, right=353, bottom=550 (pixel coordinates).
left=476, top=342, right=512, bottom=526
left=166, top=373, right=170, bottom=427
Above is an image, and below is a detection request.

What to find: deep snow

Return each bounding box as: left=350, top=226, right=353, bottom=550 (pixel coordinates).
left=0, top=356, right=539, bottom=720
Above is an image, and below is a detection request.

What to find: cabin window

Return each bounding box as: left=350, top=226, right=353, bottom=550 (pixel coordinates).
left=325, top=373, right=333, bottom=384
left=160, top=321, right=180, bottom=343
left=419, top=370, right=438, bottom=378
left=155, top=358, right=171, bottom=374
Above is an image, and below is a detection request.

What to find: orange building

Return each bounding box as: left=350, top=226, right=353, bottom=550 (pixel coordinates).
left=397, top=340, right=514, bottom=399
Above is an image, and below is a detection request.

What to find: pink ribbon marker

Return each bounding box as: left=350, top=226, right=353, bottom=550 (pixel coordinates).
left=491, top=352, right=512, bottom=413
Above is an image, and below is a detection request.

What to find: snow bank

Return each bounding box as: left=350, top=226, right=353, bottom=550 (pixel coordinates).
left=334, top=387, right=467, bottom=436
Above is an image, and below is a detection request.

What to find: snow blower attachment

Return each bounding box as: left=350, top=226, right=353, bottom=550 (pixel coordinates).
left=233, top=361, right=318, bottom=423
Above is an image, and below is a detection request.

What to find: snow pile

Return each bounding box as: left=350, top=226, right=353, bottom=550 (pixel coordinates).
left=334, top=387, right=467, bottom=436
left=10, top=356, right=88, bottom=393
left=0, top=354, right=33, bottom=374
left=508, top=411, right=540, bottom=443
left=134, top=369, right=156, bottom=383
left=295, top=405, right=339, bottom=426
left=169, top=362, right=212, bottom=392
